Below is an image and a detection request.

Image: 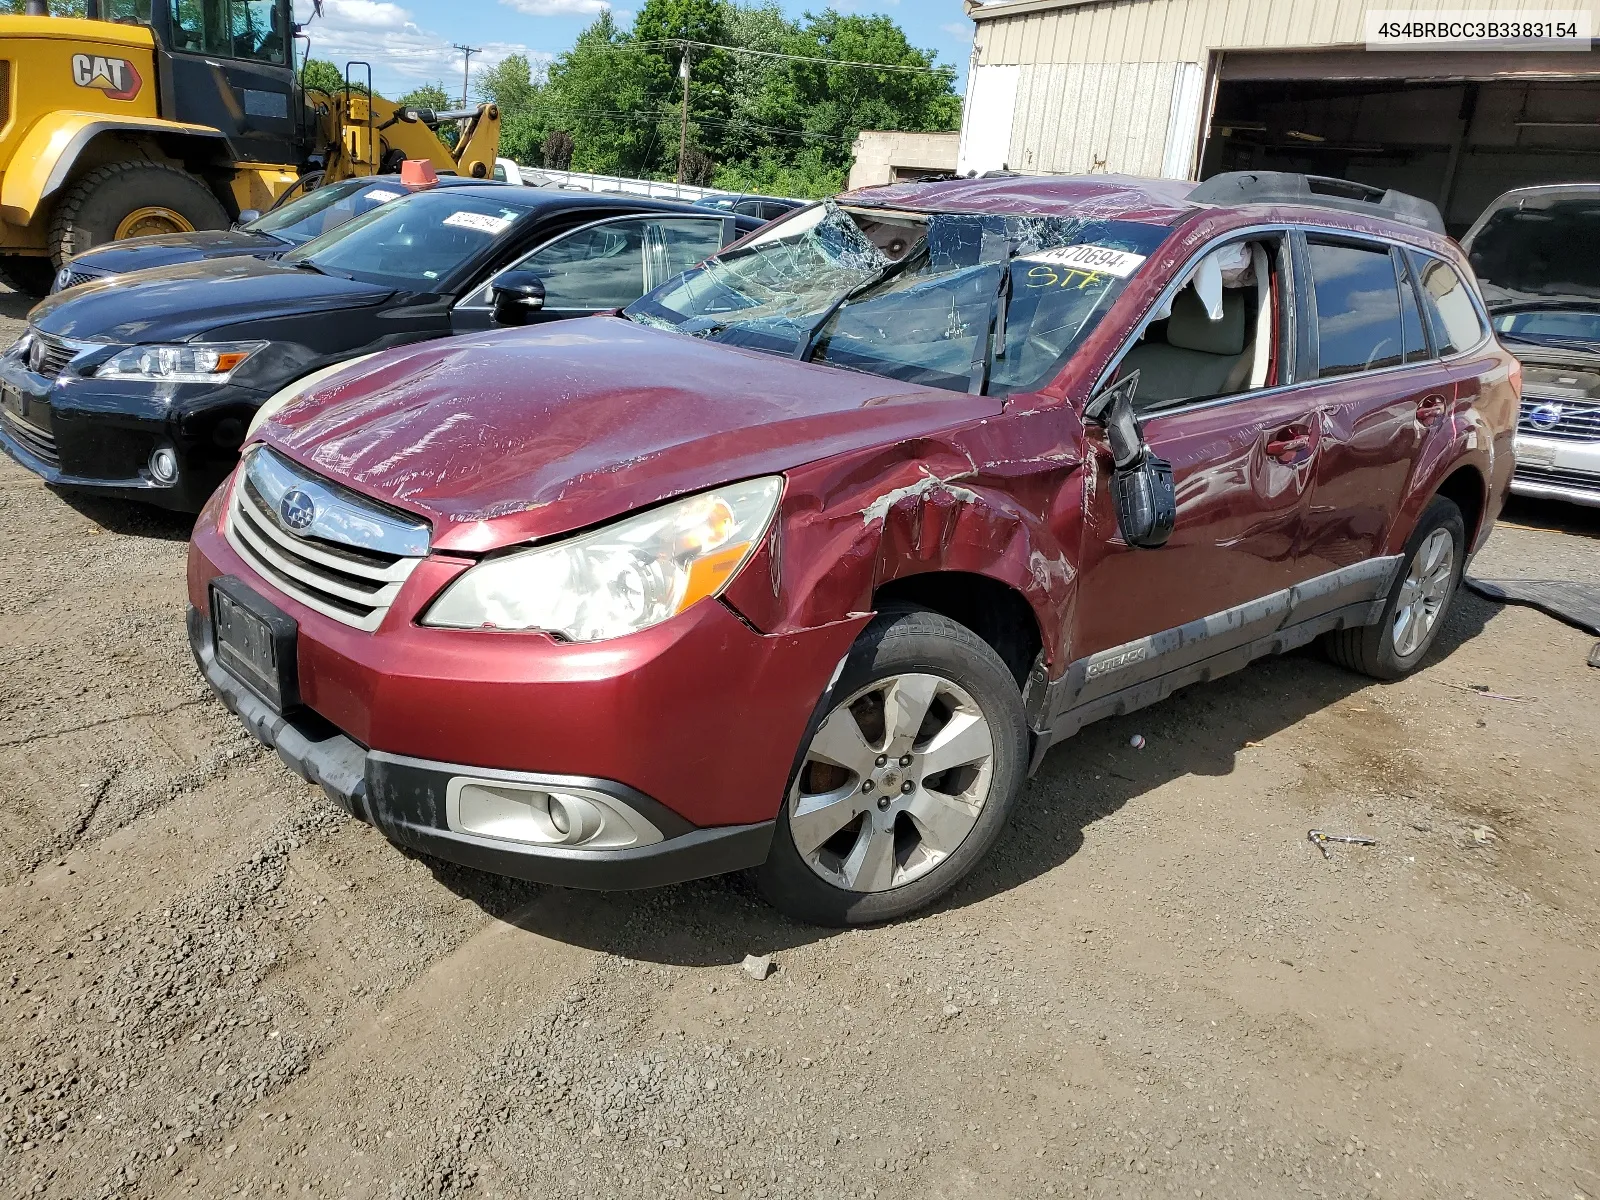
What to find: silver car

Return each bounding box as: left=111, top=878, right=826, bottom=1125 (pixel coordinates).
left=1462, top=184, right=1600, bottom=508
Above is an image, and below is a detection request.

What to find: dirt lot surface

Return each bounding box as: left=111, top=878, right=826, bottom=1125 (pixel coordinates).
left=3, top=285, right=1598, bottom=1200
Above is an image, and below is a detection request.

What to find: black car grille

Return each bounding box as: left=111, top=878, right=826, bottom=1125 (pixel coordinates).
left=0, top=409, right=60, bottom=468
left=60, top=269, right=100, bottom=291
left=1518, top=395, right=1600, bottom=443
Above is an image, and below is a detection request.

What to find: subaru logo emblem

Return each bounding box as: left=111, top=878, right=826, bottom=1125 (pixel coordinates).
left=279, top=488, right=316, bottom=533
left=1528, top=403, right=1563, bottom=431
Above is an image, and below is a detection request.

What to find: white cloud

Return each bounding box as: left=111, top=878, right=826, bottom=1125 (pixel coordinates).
left=294, top=0, right=552, bottom=97
left=942, top=21, right=973, bottom=39
left=497, top=0, right=608, bottom=14
left=321, top=0, right=409, bottom=29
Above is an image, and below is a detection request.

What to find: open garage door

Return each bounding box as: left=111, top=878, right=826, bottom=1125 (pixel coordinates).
left=1199, top=49, right=1600, bottom=235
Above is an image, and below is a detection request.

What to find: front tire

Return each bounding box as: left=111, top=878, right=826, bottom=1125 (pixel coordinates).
left=49, top=162, right=230, bottom=264
left=1325, top=495, right=1466, bottom=680
left=757, top=608, right=1029, bottom=926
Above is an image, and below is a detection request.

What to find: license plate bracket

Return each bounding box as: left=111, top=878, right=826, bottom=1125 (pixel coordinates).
left=210, top=575, right=300, bottom=713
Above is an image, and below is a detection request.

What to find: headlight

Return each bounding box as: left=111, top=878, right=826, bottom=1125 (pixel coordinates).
left=422, top=476, right=783, bottom=641
left=97, top=341, right=266, bottom=383
left=6, top=332, right=30, bottom=360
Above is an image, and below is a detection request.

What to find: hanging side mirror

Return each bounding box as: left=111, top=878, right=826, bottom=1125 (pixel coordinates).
left=491, top=271, right=546, bottom=325
left=1084, top=370, right=1176, bottom=550
left=235, top=209, right=262, bottom=227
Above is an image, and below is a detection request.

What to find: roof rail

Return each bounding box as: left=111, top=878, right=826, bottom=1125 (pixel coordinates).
left=1189, top=171, right=1446, bottom=236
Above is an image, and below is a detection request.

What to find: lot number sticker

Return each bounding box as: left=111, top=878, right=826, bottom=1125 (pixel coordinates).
left=443, top=211, right=512, bottom=235
left=1021, top=244, right=1147, bottom=278
left=365, top=189, right=405, bottom=204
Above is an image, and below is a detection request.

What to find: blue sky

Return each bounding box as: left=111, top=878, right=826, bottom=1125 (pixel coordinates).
left=293, top=1, right=976, bottom=103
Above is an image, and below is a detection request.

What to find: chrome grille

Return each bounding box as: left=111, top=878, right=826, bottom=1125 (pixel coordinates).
left=1518, top=395, right=1600, bottom=443
left=28, top=331, right=88, bottom=379
left=225, top=447, right=430, bottom=632
left=0, top=409, right=59, bottom=468
left=1513, top=462, right=1600, bottom=493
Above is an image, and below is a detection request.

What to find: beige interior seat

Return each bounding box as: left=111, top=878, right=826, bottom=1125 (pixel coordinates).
left=1122, top=287, right=1252, bottom=409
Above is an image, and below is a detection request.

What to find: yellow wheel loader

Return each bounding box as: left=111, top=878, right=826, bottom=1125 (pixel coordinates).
left=0, top=0, right=500, bottom=295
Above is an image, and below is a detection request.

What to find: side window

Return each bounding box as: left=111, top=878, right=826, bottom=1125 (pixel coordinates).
left=654, top=218, right=726, bottom=279
left=1413, top=255, right=1485, bottom=356
left=169, top=0, right=286, bottom=63
left=1307, top=240, right=1405, bottom=378
left=733, top=200, right=765, bottom=218
left=1395, top=250, right=1430, bottom=363
left=1118, top=236, right=1285, bottom=412
left=519, top=219, right=648, bottom=310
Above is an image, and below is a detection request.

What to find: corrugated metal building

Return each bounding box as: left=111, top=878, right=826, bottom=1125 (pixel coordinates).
left=958, top=0, right=1600, bottom=231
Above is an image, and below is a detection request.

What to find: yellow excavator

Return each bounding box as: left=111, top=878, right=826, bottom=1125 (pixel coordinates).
left=0, top=0, right=501, bottom=295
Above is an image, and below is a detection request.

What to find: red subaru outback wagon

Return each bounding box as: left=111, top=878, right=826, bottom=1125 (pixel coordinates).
left=187, top=171, right=1517, bottom=925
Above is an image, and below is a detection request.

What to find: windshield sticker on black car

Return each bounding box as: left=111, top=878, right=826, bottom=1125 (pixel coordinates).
left=444, top=211, right=512, bottom=236
left=1017, top=245, right=1147, bottom=278
left=365, top=189, right=405, bottom=204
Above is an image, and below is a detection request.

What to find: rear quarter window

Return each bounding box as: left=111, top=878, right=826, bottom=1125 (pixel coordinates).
left=1413, top=255, right=1486, bottom=355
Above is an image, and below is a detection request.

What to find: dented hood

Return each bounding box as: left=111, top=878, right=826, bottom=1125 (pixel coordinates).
left=260, top=317, right=1002, bottom=553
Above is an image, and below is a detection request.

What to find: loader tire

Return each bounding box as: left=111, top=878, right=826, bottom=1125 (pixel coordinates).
left=49, top=162, right=230, bottom=263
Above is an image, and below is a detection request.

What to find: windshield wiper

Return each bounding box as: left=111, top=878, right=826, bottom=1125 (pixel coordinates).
left=290, top=259, right=326, bottom=275
left=1499, top=329, right=1600, bottom=354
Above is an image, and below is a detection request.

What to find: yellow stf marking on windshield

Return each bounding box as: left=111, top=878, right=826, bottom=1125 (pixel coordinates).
left=1025, top=264, right=1105, bottom=290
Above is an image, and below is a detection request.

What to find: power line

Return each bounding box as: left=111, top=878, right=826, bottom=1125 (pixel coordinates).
left=589, top=37, right=957, bottom=76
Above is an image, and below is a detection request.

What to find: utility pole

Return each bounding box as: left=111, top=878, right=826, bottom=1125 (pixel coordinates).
left=452, top=43, right=480, bottom=107
left=676, top=44, right=691, bottom=185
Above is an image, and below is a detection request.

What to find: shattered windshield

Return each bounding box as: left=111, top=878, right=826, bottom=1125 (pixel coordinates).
left=625, top=201, right=1171, bottom=394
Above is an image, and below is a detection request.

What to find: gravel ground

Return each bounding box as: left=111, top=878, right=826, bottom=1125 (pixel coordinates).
left=2, top=284, right=1598, bottom=1200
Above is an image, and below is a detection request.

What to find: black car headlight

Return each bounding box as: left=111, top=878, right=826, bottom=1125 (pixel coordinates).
left=97, top=342, right=268, bottom=384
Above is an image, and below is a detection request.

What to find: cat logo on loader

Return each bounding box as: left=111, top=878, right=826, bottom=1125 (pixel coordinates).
left=71, top=53, right=141, bottom=101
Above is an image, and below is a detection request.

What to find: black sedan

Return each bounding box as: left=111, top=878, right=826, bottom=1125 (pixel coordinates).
left=1, top=186, right=756, bottom=511
left=50, top=175, right=494, bottom=293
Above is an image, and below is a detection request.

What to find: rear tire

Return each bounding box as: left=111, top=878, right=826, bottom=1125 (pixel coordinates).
left=49, top=162, right=230, bottom=264
left=757, top=608, right=1029, bottom=926
left=1324, top=496, right=1466, bottom=680
left=0, top=255, right=55, bottom=298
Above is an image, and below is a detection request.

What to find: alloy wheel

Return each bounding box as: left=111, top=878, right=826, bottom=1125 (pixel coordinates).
left=1392, top=527, right=1455, bottom=658
left=787, top=673, right=995, bottom=893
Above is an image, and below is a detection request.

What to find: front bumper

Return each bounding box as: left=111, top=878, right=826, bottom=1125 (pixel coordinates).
left=186, top=487, right=869, bottom=885
left=188, top=606, right=778, bottom=889
left=1512, top=433, right=1600, bottom=508
left=0, top=355, right=258, bottom=512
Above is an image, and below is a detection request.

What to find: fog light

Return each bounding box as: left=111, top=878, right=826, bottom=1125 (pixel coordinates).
left=445, top=777, right=665, bottom=851
left=149, top=447, right=179, bottom=484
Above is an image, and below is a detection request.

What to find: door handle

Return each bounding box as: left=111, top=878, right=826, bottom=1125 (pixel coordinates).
left=1417, top=394, right=1448, bottom=426
left=1264, top=428, right=1313, bottom=465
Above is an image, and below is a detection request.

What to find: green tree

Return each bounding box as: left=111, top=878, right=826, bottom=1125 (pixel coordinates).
left=396, top=82, right=452, bottom=110
left=298, top=58, right=347, bottom=95
left=475, top=53, right=540, bottom=119
left=526, top=3, right=959, bottom=193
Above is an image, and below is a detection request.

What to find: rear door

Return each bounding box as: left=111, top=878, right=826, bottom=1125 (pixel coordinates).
left=451, top=213, right=733, bottom=332
left=1295, top=235, right=1457, bottom=577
